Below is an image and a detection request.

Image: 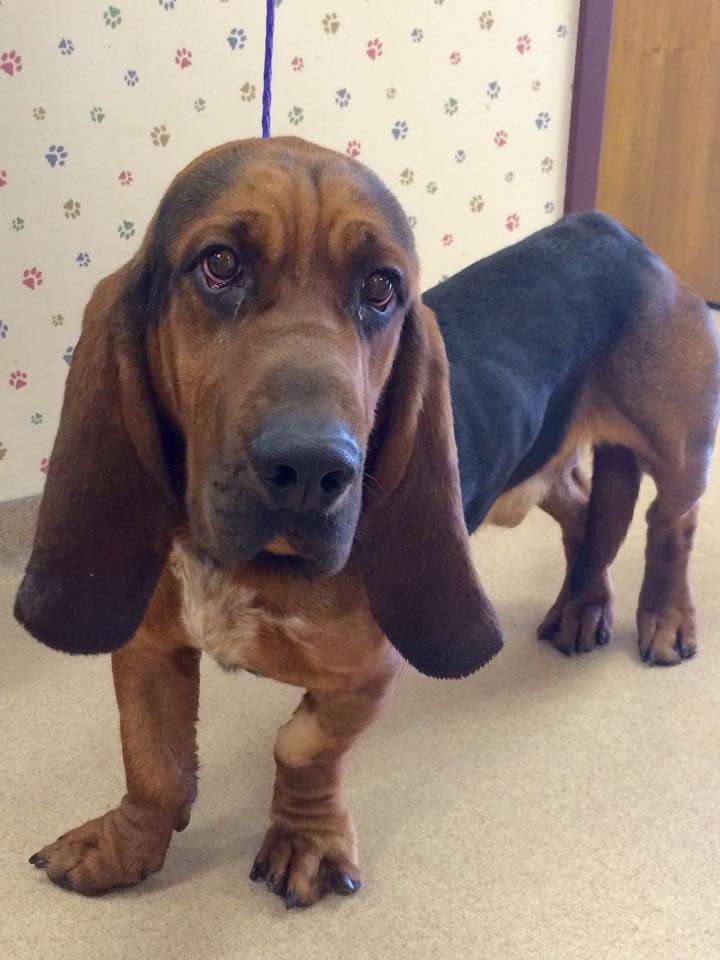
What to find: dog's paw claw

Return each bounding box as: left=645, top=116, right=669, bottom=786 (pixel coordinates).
left=335, top=872, right=362, bottom=895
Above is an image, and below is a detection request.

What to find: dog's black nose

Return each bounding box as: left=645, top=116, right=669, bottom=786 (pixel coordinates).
left=250, top=419, right=362, bottom=513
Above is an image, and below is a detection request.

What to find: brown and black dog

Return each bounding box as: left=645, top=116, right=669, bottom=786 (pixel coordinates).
left=16, top=137, right=719, bottom=907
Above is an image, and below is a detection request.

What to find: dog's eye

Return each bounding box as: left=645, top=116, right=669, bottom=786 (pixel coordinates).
left=202, top=248, right=243, bottom=289
left=361, top=272, right=395, bottom=311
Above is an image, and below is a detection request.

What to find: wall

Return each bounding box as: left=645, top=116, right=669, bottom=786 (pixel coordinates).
left=0, top=0, right=579, bottom=501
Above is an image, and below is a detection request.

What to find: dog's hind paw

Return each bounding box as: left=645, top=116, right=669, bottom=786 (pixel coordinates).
left=637, top=607, right=696, bottom=666
left=538, top=582, right=613, bottom=656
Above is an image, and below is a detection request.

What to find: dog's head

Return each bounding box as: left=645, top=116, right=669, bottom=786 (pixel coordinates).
left=15, top=137, right=502, bottom=678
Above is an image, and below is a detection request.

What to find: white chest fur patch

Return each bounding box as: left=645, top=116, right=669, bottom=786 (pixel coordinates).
left=170, top=544, right=307, bottom=671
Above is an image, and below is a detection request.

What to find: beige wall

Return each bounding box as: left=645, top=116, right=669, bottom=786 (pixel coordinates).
left=0, top=0, right=579, bottom=501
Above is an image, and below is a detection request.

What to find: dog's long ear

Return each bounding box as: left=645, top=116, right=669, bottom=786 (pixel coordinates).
left=360, top=303, right=503, bottom=679
left=14, top=260, right=178, bottom=655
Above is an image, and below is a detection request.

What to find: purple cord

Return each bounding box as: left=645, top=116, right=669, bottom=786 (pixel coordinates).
left=261, top=0, right=275, bottom=137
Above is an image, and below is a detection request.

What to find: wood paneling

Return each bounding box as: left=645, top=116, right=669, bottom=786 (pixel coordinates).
left=598, top=0, right=720, bottom=301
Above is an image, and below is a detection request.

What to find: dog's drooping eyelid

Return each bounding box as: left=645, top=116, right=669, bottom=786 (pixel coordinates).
left=354, top=266, right=405, bottom=335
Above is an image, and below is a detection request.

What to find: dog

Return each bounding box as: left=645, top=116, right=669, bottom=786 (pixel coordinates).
left=16, top=137, right=719, bottom=907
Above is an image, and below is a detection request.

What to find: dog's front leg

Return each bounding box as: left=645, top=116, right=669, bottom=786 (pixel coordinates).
left=30, top=599, right=200, bottom=895
left=251, top=657, right=400, bottom=909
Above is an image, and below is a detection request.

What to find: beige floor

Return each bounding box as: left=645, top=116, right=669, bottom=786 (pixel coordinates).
left=2, top=446, right=720, bottom=960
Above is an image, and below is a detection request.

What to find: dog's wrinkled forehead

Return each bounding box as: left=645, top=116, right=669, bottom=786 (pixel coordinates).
left=153, top=137, right=416, bottom=271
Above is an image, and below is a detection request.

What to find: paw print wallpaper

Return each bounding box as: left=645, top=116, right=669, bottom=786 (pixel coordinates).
left=0, top=0, right=579, bottom=500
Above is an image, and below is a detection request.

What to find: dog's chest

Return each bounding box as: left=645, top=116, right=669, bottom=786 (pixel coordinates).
left=170, top=546, right=310, bottom=673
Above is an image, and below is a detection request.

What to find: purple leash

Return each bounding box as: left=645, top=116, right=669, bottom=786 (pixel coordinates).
left=261, top=0, right=275, bottom=137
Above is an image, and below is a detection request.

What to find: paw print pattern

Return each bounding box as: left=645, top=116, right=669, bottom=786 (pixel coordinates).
left=30, top=412, right=43, bottom=425
left=288, top=106, right=304, bottom=126
left=63, top=347, right=74, bottom=365
left=45, top=145, right=68, bottom=167
left=391, top=120, right=408, bottom=140
left=10, top=371, right=28, bottom=389
left=150, top=125, right=170, bottom=146
left=5, top=0, right=575, bottom=496
left=535, top=111, right=551, bottom=130
left=22, top=267, right=43, bottom=289
left=478, top=10, right=495, bottom=31
left=0, top=171, right=7, bottom=188
left=557, top=24, right=568, bottom=38
left=103, top=6, right=123, bottom=29
left=175, top=47, right=192, bottom=68
left=40, top=458, right=49, bottom=475
left=1, top=51, right=23, bottom=77
left=0, top=443, right=6, bottom=461
left=227, top=28, right=247, bottom=51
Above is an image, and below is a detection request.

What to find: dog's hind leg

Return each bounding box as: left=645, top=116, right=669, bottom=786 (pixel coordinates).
left=537, top=457, right=591, bottom=646
left=601, top=284, right=719, bottom=664
left=636, top=443, right=714, bottom=665
left=539, top=445, right=641, bottom=656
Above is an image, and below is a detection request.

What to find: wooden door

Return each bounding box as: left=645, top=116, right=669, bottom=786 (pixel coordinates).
left=598, top=0, right=720, bottom=302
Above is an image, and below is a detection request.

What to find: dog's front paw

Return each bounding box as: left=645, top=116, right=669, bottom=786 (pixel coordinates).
left=638, top=605, right=696, bottom=665
left=29, top=798, right=174, bottom=895
left=538, top=578, right=613, bottom=656
left=250, top=823, right=361, bottom=908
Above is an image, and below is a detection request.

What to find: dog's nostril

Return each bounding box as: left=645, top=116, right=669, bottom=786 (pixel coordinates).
left=320, top=469, right=345, bottom=494
left=267, top=464, right=297, bottom=489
